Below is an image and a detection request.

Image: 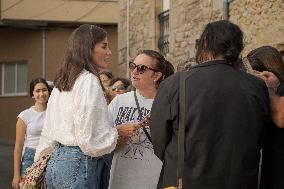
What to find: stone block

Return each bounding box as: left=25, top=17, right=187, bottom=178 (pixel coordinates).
left=175, top=32, right=184, bottom=42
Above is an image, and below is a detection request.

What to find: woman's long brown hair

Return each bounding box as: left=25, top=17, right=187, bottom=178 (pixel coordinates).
left=54, top=24, right=107, bottom=91
left=247, top=46, right=284, bottom=80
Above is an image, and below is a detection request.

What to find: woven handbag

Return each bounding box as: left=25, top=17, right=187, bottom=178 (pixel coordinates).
left=22, top=147, right=53, bottom=189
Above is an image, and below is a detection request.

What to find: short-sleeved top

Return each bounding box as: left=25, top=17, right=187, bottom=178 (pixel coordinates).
left=18, top=106, right=45, bottom=151
left=108, top=91, right=162, bottom=189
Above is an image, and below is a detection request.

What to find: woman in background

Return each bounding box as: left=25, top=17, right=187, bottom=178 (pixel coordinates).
left=247, top=46, right=284, bottom=189
left=109, top=77, right=131, bottom=99
left=12, top=78, right=50, bottom=189
left=99, top=70, right=114, bottom=90
left=99, top=70, right=114, bottom=104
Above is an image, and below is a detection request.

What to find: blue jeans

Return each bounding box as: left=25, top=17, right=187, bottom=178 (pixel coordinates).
left=20, top=147, right=36, bottom=176
left=94, top=153, right=113, bottom=189
left=45, top=144, right=98, bottom=189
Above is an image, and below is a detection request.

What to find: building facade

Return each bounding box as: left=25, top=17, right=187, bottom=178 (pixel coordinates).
left=0, top=0, right=119, bottom=139
left=118, top=0, right=284, bottom=76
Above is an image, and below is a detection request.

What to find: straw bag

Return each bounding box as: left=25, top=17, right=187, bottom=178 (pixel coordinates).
left=22, top=147, right=53, bottom=189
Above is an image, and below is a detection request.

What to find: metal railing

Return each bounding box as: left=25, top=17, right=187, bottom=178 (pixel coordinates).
left=158, top=10, right=169, bottom=56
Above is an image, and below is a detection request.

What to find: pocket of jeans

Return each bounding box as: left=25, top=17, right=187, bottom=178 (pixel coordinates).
left=53, top=149, right=81, bottom=188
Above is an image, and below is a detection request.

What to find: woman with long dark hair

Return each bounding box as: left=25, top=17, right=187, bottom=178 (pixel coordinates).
left=34, top=24, right=118, bottom=189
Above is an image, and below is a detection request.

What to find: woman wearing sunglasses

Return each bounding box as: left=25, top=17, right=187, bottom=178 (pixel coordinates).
left=109, top=77, right=131, bottom=99
left=107, top=50, right=174, bottom=189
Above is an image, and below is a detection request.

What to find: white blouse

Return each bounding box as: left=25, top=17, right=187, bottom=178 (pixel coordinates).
left=34, top=70, right=118, bottom=161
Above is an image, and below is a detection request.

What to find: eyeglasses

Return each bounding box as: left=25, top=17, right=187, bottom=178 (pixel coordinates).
left=111, top=85, right=127, bottom=91
left=129, top=62, right=157, bottom=74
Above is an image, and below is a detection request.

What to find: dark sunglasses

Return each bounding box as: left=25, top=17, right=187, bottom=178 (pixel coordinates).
left=111, top=85, right=127, bottom=91
left=129, top=62, right=157, bottom=74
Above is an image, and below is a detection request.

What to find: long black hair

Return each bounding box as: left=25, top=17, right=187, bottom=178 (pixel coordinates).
left=195, top=20, right=244, bottom=66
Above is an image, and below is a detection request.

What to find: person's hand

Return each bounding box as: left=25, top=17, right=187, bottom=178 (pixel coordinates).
left=116, top=135, right=129, bottom=149
left=12, top=175, right=21, bottom=189
left=116, top=123, right=139, bottom=137
left=252, top=71, right=280, bottom=92
left=115, top=123, right=140, bottom=149
left=260, top=71, right=280, bottom=91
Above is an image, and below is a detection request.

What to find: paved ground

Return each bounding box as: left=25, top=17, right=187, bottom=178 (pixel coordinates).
left=0, top=139, right=14, bottom=189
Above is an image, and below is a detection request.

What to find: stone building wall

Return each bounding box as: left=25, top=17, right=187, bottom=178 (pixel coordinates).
left=230, top=0, right=284, bottom=55
left=118, top=0, right=283, bottom=75
left=168, top=0, right=223, bottom=65
left=118, top=0, right=160, bottom=77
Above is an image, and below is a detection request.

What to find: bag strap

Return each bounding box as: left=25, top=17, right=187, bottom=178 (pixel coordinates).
left=177, top=72, right=186, bottom=189
left=134, top=90, right=152, bottom=143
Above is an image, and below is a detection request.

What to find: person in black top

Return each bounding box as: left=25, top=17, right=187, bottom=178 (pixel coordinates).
left=150, top=20, right=271, bottom=189
left=246, top=46, right=284, bottom=189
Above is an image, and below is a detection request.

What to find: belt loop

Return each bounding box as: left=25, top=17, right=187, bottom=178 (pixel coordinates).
left=56, top=142, right=63, bottom=148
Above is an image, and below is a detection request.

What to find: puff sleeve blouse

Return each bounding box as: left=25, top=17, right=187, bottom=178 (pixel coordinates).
left=34, top=70, right=118, bottom=161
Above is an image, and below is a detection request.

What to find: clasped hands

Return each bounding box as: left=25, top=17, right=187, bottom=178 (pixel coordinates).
left=116, top=123, right=141, bottom=149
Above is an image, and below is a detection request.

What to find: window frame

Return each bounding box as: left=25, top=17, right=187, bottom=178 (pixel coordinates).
left=158, top=9, right=170, bottom=56
left=1, top=61, right=28, bottom=97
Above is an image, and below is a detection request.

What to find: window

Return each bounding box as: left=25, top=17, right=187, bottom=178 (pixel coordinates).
left=158, top=10, right=169, bottom=56
left=1, top=61, right=28, bottom=96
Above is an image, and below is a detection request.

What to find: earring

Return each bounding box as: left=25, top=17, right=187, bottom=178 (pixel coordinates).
left=153, top=79, right=156, bottom=83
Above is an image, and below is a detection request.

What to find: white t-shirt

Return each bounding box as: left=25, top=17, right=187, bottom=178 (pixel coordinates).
left=18, top=106, right=45, bottom=151
left=108, top=91, right=162, bottom=189
left=34, top=70, right=118, bottom=161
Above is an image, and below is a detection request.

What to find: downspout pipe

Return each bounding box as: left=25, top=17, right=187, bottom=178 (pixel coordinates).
left=126, top=0, right=130, bottom=78
left=223, top=0, right=234, bottom=20
left=41, top=28, right=46, bottom=78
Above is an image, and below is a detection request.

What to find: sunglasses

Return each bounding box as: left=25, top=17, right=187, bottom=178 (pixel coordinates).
left=129, top=62, right=157, bottom=74
left=111, top=85, right=127, bottom=91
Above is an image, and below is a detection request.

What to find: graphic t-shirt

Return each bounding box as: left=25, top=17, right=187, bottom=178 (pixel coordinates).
left=108, top=91, right=162, bottom=189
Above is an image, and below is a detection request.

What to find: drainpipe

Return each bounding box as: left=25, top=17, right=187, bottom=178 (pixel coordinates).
left=126, top=0, right=130, bottom=78
left=41, top=28, right=46, bottom=78
left=223, top=0, right=234, bottom=20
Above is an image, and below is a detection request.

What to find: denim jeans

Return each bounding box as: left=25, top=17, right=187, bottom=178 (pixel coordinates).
left=94, top=153, right=113, bottom=189
left=45, top=144, right=98, bottom=189
left=20, top=147, right=36, bottom=176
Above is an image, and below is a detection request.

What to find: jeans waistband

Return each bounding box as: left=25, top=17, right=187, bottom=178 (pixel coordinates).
left=55, top=143, right=99, bottom=160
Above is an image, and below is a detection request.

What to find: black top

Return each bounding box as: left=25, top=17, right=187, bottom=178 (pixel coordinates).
left=150, top=60, right=271, bottom=189
left=260, top=81, right=284, bottom=189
